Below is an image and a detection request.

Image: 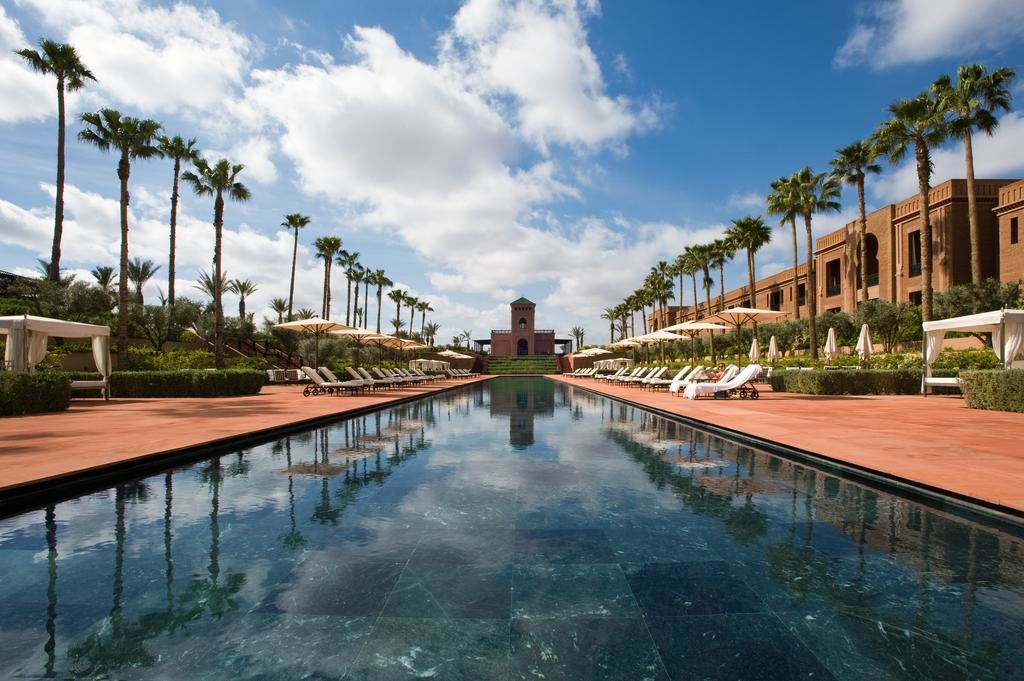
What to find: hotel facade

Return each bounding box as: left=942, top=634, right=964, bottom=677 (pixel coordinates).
left=649, top=177, right=1024, bottom=328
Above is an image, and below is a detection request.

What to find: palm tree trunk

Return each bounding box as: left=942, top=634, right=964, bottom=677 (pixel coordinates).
left=345, top=278, right=352, bottom=326
left=50, top=78, right=65, bottom=282
left=409, top=306, right=415, bottom=334
left=642, top=306, right=648, bottom=335
left=168, top=157, right=180, bottom=306
left=421, top=310, right=426, bottom=337
left=376, top=288, right=383, bottom=334
left=608, top=320, right=613, bottom=344
left=214, top=192, right=225, bottom=368
left=747, top=250, right=756, bottom=309
left=917, top=141, right=934, bottom=321
left=117, top=152, right=131, bottom=370
left=964, top=129, right=981, bottom=285
left=804, top=212, right=818, bottom=359
left=718, top=264, right=725, bottom=312
left=690, top=274, right=698, bottom=322
left=703, top=274, right=715, bottom=362
left=858, top=171, right=868, bottom=303
left=395, top=301, right=401, bottom=334
left=364, top=281, right=370, bottom=330
left=288, top=228, right=298, bottom=321
left=321, top=260, right=329, bottom=318
left=790, top=218, right=801, bottom=320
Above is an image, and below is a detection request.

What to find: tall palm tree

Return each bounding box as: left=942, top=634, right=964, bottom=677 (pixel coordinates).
left=91, top=265, right=117, bottom=293
left=417, top=300, right=433, bottom=337
left=388, top=289, right=406, bottom=336
left=181, top=158, right=250, bottom=368
left=314, top=237, right=342, bottom=319
left=361, top=267, right=372, bottom=330
left=296, top=307, right=316, bottom=320
left=404, top=294, right=418, bottom=334
left=194, top=269, right=227, bottom=300
left=792, top=166, right=842, bottom=356
left=157, top=135, right=200, bottom=305
left=767, top=174, right=803, bottom=319
left=78, top=109, right=162, bottom=369
left=623, top=293, right=638, bottom=337
left=688, top=243, right=717, bottom=361
left=270, top=297, right=288, bottom=324
left=600, top=307, right=616, bottom=344
left=227, top=278, right=257, bottom=319
left=726, top=216, right=773, bottom=308
left=16, top=39, right=96, bottom=282
left=335, top=250, right=360, bottom=326
left=569, top=325, right=585, bottom=350
left=281, top=213, right=311, bottom=321
left=872, top=92, right=948, bottom=321
left=830, top=140, right=882, bottom=304
left=350, top=266, right=366, bottom=326
left=127, top=257, right=160, bottom=305
left=933, top=64, right=1016, bottom=285
left=710, top=238, right=735, bottom=311
left=369, top=270, right=393, bottom=334
left=423, top=321, right=440, bottom=347
left=680, top=246, right=702, bottom=322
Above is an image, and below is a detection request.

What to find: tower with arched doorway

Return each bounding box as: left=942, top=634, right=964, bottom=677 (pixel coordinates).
left=483, top=297, right=570, bottom=356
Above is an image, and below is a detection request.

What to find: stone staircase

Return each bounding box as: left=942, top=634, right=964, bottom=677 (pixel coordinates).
left=486, top=356, right=560, bottom=375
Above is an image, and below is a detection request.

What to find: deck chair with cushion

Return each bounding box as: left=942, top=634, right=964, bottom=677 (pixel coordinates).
left=635, top=367, right=668, bottom=387
left=647, top=366, right=691, bottom=391
left=682, top=364, right=762, bottom=400
left=669, top=366, right=704, bottom=395
left=300, top=366, right=365, bottom=396
left=595, top=368, right=628, bottom=382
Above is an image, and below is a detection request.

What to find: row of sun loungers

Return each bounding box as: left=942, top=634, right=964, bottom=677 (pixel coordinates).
left=565, top=364, right=763, bottom=399
left=297, top=366, right=476, bottom=396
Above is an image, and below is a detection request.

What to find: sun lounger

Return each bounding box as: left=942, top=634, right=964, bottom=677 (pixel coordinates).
left=620, top=367, right=657, bottom=384
left=635, top=367, right=668, bottom=387
left=595, top=368, right=628, bottom=382
left=683, top=364, right=762, bottom=400
left=669, top=366, right=704, bottom=395
left=300, top=366, right=365, bottom=396
left=647, top=366, right=691, bottom=391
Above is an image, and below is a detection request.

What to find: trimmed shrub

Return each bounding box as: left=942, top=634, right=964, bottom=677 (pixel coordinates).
left=127, top=347, right=216, bottom=371
left=769, top=369, right=921, bottom=396
left=0, top=373, right=72, bottom=416
left=959, top=370, right=1024, bottom=413
left=66, top=370, right=264, bottom=398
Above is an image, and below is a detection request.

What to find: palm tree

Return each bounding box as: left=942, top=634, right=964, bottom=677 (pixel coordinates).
left=792, top=166, right=842, bottom=356
left=270, top=297, right=288, bottom=324
left=127, top=257, right=160, bottom=305
left=227, top=279, right=257, bottom=319
left=689, top=243, right=717, bottom=361
left=645, top=264, right=674, bottom=330
left=933, top=64, right=1016, bottom=285
left=570, top=325, right=585, bottom=350
left=624, top=293, right=638, bottom=337
left=350, top=266, right=366, bottom=326
left=77, top=109, right=162, bottom=369
left=767, top=174, right=803, bottom=319
left=91, top=265, right=117, bottom=293
left=388, top=289, right=406, bottom=335
left=600, top=307, right=616, bottom=344
left=281, top=213, right=311, bottom=320
left=726, top=216, right=773, bottom=308
left=361, top=267, right=372, bottom=330
left=461, top=329, right=473, bottom=350
left=333, top=250, right=358, bottom=326
left=404, top=294, right=418, bottom=335
left=156, top=135, right=200, bottom=304
left=194, top=269, right=227, bottom=300
left=680, top=246, right=702, bottom=322
left=423, top=321, right=440, bottom=347
left=872, top=92, right=949, bottom=321
left=181, top=158, right=250, bottom=368
left=416, top=300, right=433, bottom=337
left=831, top=140, right=882, bottom=304
left=16, top=39, right=96, bottom=282
left=369, top=270, right=392, bottom=334
left=296, top=307, right=316, bottom=320
left=314, top=237, right=342, bottom=319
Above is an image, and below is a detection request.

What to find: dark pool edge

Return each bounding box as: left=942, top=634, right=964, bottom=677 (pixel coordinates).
left=0, top=377, right=496, bottom=518
left=557, top=378, right=1024, bottom=531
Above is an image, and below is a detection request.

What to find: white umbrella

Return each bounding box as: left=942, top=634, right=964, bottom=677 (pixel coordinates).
left=748, top=337, right=760, bottom=364
left=638, top=330, right=689, bottom=363
left=823, top=327, right=839, bottom=361
left=274, top=317, right=351, bottom=366
left=766, top=335, right=781, bottom=363
left=855, top=323, right=873, bottom=362
left=661, top=321, right=731, bottom=364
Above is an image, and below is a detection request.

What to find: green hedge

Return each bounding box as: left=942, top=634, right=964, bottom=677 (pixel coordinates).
left=769, top=369, right=921, bottom=395
left=66, top=370, right=264, bottom=398
left=0, top=373, right=72, bottom=416
left=959, top=370, right=1024, bottom=413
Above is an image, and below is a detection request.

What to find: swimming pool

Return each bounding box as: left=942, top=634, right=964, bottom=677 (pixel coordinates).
left=1, top=377, right=1021, bottom=679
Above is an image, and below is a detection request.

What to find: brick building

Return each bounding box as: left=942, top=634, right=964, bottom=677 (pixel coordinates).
left=483, top=297, right=571, bottom=356
left=649, top=177, right=1024, bottom=328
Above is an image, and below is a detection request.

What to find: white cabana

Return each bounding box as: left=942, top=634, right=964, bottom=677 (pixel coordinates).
left=594, top=357, right=634, bottom=371
left=921, top=309, right=1024, bottom=395
left=409, top=359, right=449, bottom=372
left=0, top=314, right=112, bottom=399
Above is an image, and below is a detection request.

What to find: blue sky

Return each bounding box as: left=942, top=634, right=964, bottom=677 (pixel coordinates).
left=1, top=0, right=1023, bottom=343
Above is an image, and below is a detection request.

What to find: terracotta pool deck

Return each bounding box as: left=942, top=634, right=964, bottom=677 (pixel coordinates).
left=551, top=375, right=1024, bottom=517
left=0, top=376, right=492, bottom=504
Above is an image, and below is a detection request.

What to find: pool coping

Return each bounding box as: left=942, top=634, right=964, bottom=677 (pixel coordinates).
left=0, top=376, right=495, bottom=518
left=556, top=377, right=1024, bottom=531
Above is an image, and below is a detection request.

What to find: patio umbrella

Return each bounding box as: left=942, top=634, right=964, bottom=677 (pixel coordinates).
left=748, top=337, right=760, bottom=364
left=274, top=317, right=350, bottom=367
left=638, top=330, right=689, bottom=363
left=702, top=307, right=787, bottom=363
left=662, top=321, right=731, bottom=364
left=766, top=335, right=781, bottom=363
left=823, top=327, right=839, bottom=362
left=855, top=324, right=873, bottom=362
left=329, top=326, right=385, bottom=366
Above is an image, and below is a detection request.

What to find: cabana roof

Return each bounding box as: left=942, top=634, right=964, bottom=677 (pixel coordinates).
left=0, top=314, right=110, bottom=338
left=921, top=309, right=1024, bottom=334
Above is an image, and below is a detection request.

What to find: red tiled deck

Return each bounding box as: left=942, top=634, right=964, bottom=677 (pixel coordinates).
left=0, top=376, right=492, bottom=497
left=551, top=375, right=1024, bottom=515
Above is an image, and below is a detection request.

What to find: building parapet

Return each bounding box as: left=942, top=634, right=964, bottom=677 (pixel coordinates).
left=996, top=179, right=1024, bottom=214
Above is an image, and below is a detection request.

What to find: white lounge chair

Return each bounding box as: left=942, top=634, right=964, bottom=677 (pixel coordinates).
left=635, top=367, right=668, bottom=387
left=683, top=364, right=762, bottom=400
left=647, top=366, right=690, bottom=391
left=669, top=366, right=704, bottom=395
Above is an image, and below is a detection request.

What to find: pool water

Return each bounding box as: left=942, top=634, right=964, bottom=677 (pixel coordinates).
left=1, top=377, right=1022, bottom=680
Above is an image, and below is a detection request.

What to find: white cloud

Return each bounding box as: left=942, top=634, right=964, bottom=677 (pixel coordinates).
left=835, top=0, right=1024, bottom=69
left=230, top=136, right=278, bottom=185
left=870, top=111, right=1024, bottom=203
left=726, top=192, right=765, bottom=211
left=0, top=5, right=56, bottom=121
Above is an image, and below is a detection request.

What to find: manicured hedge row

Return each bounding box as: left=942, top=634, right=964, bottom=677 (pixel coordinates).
left=0, top=373, right=72, bottom=416
left=769, top=369, right=921, bottom=396
left=67, top=370, right=264, bottom=398
left=959, top=370, right=1024, bottom=413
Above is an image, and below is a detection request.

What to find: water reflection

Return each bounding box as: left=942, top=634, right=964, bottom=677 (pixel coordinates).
left=0, top=379, right=1021, bottom=680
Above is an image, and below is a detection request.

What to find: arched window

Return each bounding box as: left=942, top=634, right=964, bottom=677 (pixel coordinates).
left=518, top=317, right=527, bottom=329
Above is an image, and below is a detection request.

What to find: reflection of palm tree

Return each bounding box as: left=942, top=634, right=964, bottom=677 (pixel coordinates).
left=164, top=473, right=174, bottom=614
left=281, top=474, right=306, bottom=550
left=45, top=505, right=58, bottom=678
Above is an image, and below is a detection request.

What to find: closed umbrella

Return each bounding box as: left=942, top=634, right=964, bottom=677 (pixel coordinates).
left=855, top=323, right=873, bottom=362
left=748, top=337, right=760, bottom=364
left=766, top=335, right=781, bottom=363
left=823, top=327, right=839, bottom=362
